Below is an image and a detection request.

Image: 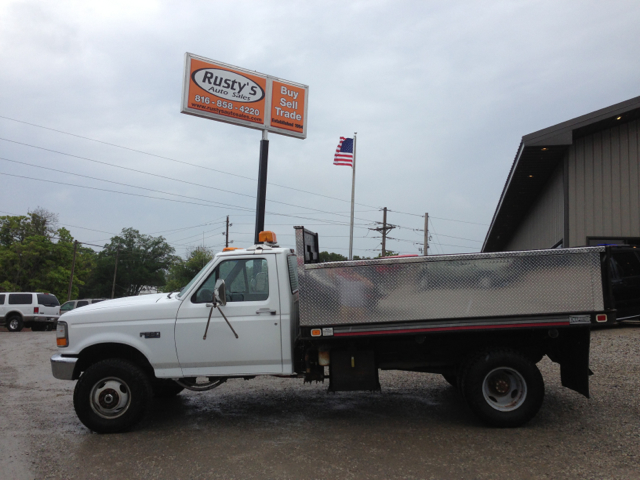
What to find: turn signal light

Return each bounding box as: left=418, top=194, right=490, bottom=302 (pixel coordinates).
left=311, top=329, right=322, bottom=337
left=56, top=322, right=69, bottom=348
left=34, top=307, right=39, bottom=314
left=596, top=314, right=607, bottom=323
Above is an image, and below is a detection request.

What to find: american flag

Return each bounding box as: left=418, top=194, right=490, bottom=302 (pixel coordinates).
left=333, top=137, right=354, bottom=167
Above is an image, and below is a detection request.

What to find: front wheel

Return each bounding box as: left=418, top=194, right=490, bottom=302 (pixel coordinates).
left=462, top=350, right=544, bottom=428
left=6, top=315, right=24, bottom=332
left=73, top=358, right=152, bottom=433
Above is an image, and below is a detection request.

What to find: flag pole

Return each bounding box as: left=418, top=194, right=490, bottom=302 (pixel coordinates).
left=348, top=132, right=357, bottom=260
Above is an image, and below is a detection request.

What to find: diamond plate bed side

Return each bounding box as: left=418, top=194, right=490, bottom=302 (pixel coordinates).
left=294, top=236, right=605, bottom=327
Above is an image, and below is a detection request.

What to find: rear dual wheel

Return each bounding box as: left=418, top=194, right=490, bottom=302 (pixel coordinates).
left=462, top=350, right=544, bottom=428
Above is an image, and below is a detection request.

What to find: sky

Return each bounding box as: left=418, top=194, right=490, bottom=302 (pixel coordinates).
left=1, top=0, right=639, bottom=259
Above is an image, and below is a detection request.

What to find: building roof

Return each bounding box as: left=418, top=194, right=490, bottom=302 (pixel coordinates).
left=482, top=95, right=640, bottom=252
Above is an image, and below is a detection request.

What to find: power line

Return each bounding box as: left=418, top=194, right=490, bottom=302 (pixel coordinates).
left=147, top=219, right=227, bottom=236
left=388, top=208, right=489, bottom=226
left=0, top=138, right=385, bottom=225
left=0, top=171, right=240, bottom=209
left=0, top=118, right=491, bottom=226
left=0, top=171, right=383, bottom=231
left=0, top=115, right=382, bottom=210
left=0, top=156, right=256, bottom=209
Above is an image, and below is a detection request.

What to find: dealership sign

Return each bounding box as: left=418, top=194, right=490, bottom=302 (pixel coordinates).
left=181, top=53, right=308, bottom=139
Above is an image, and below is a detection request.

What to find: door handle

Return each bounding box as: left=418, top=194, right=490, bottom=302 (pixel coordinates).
left=256, top=308, right=277, bottom=315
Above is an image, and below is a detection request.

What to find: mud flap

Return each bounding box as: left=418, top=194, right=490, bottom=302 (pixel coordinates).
left=548, top=327, right=591, bottom=398
left=329, top=350, right=380, bottom=392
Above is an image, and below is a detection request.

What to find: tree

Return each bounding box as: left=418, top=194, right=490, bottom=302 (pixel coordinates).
left=163, top=246, right=214, bottom=293
left=317, top=252, right=375, bottom=262
left=83, top=228, right=176, bottom=297
left=318, top=251, right=348, bottom=263
left=0, top=207, right=58, bottom=246
left=0, top=209, right=95, bottom=300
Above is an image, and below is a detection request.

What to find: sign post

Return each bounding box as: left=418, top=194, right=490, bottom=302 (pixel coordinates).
left=255, top=130, right=270, bottom=244
left=181, top=53, right=309, bottom=243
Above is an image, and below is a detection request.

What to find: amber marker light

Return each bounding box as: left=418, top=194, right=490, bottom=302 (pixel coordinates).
left=56, top=322, right=69, bottom=347
left=311, top=329, right=322, bottom=337
left=541, top=147, right=548, bottom=151
left=617, top=116, right=622, bottom=120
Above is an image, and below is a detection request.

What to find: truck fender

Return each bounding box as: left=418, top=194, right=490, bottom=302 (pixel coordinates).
left=74, top=343, right=155, bottom=380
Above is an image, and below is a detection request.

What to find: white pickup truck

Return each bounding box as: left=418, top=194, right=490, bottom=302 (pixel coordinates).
left=52, top=228, right=618, bottom=433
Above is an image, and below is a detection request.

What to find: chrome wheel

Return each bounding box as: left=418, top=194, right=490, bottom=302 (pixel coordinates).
left=6, top=315, right=23, bottom=332
left=482, top=367, right=527, bottom=412
left=90, top=377, right=131, bottom=419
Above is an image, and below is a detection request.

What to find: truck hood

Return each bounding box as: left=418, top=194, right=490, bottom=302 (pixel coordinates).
left=62, top=293, right=180, bottom=325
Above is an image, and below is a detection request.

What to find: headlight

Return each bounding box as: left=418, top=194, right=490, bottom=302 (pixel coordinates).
left=56, top=321, right=69, bottom=348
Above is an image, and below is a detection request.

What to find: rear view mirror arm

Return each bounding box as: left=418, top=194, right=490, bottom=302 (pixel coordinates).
left=203, top=303, right=238, bottom=340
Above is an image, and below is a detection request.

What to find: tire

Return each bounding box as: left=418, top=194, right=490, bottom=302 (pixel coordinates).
left=73, top=358, right=152, bottom=433
left=6, top=315, right=24, bottom=332
left=442, top=374, right=458, bottom=388
left=151, top=378, right=185, bottom=399
left=462, top=349, right=544, bottom=428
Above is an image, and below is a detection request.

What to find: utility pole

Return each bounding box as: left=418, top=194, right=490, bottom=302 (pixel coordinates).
left=382, top=207, right=388, bottom=257
left=369, top=207, right=395, bottom=257
left=424, top=213, right=429, bottom=256
left=67, top=240, right=78, bottom=301
left=111, top=248, right=120, bottom=299
left=222, top=216, right=233, bottom=248
left=225, top=216, right=230, bottom=248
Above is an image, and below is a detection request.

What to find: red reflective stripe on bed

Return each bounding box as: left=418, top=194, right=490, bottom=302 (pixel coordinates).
left=333, top=321, right=572, bottom=337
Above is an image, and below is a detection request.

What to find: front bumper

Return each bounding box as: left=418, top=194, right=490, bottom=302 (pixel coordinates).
left=51, top=354, right=77, bottom=380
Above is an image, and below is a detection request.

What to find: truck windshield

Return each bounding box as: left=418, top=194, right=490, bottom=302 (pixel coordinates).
left=177, top=260, right=214, bottom=299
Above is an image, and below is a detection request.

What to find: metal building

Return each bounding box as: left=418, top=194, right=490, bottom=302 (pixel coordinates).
left=483, top=95, right=640, bottom=252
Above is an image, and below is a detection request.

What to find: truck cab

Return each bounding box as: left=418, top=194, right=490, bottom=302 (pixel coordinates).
left=173, top=243, right=299, bottom=377
left=53, top=242, right=300, bottom=379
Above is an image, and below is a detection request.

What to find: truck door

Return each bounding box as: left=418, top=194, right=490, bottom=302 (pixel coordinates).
left=175, top=255, right=283, bottom=376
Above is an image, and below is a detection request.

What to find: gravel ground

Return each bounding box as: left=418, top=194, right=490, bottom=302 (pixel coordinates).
left=1, top=325, right=639, bottom=479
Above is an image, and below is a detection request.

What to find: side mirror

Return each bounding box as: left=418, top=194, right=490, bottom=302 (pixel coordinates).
left=214, top=279, right=227, bottom=306
left=204, top=278, right=237, bottom=340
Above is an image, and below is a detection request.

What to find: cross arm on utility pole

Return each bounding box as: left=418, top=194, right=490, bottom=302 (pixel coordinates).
left=368, top=207, right=396, bottom=257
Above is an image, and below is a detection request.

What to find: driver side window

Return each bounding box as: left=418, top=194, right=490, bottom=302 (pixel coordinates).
left=192, top=258, right=269, bottom=303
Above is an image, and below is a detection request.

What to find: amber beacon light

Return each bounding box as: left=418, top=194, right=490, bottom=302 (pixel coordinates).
left=259, top=231, right=277, bottom=244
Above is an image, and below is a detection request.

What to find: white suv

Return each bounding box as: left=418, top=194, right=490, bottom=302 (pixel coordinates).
left=0, top=292, right=61, bottom=332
